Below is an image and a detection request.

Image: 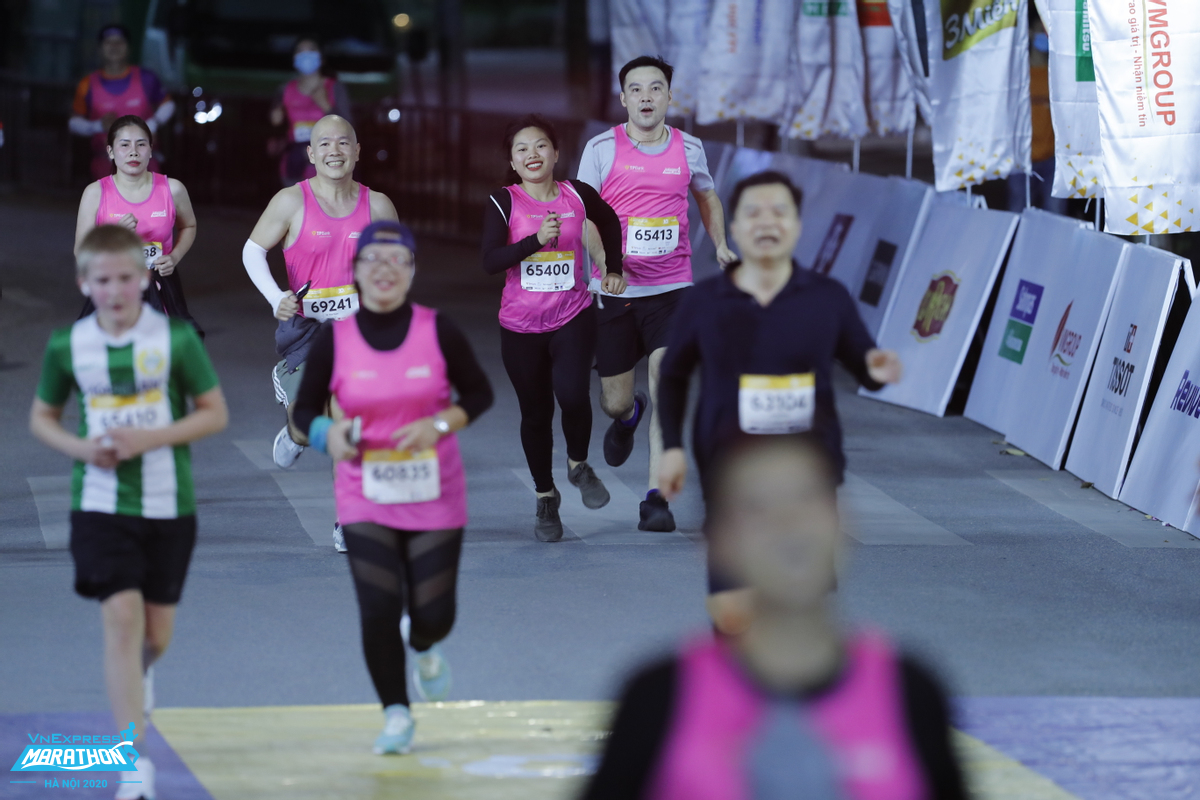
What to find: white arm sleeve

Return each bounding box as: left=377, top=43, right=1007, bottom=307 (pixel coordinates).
left=150, top=99, right=176, bottom=130
left=243, top=239, right=288, bottom=314
left=69, top=116, right=105, bottom=137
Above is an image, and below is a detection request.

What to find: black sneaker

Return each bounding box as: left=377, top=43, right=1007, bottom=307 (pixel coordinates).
left=535, top=488, right=563, bottom=542
left=568, top=461, right=610, bottom=509
left=604, top=391, right=648, bottom=467
left=639, top=489, right=676, bottom=532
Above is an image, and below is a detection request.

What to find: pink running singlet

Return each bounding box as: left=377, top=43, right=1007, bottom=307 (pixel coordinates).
left=283, top=179, right=372, bottom=320
left=96, top=172, right=175, bottom=268
left=499, top=181, right=593, bottom=334
left=281, top=78, right=336, bottom=144
left=648, top=631, right=928, bottom=800
left=88, top=67, right=154, bottom=180
left=598, top=125, right=693, bottom=288
left=330, top=304, right=468, bottom=531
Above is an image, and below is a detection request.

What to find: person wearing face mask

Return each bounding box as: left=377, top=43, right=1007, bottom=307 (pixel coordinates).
left=75, top=115, right=202, bottom=334
left=656, top=170, right=902, bottom=635
left=481, top=114, right=627, bottom=541
left=292, top=221, right=494, bottom=755
left=243, top=114, right=398, bottom=551
left=69, top=24, right=175, bottom=181
left=583, top=434, right=968, bottom=800
left=270, top=39, right=353, bottom=188
left=30, top=225, right=228, bottom=800
left=576, top=55, right=737, bottom=535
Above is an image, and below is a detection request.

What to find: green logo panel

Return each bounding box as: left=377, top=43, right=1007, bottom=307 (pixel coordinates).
left=999, top=319, right=1033, bottom=364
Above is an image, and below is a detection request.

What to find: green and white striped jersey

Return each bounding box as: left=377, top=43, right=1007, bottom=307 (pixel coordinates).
left=37, top=307, right=219, bottom=518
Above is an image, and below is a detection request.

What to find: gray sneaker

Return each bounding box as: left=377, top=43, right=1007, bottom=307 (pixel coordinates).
left=534, top=488, right=563, bottom=543
left=568, top=462, right=611, bottom=509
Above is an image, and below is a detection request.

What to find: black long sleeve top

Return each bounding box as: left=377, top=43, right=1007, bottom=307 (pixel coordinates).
left=658, top=262, right=882, bottom=485
left=293, top=303, right=494, bottom=436
left=480, top=179, right=625, bottom=277
left=581, top=652, right=969, bottom=800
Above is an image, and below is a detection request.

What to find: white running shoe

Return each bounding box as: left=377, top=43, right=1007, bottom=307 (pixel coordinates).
left=115, top=755, right=154, bottom=800
left=143, top=666, right=154, bottom=723
left=273, top=425, right=305, bottom=469
left=373, top=705, right=414, bottom=755
left=412, top=644, right=452, bottom=702
left=333, top=523, right=347, bottom=553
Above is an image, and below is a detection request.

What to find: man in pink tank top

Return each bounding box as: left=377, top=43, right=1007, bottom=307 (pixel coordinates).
left=242, top=114, right=398, bottom=550
left=576, top=56, right=738, bottom=533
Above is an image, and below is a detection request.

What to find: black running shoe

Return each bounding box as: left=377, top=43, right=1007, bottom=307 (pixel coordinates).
left=639, top=489, right=677, bottom=532
left=535, top=488, right=564, bottom=542
left=604, top=391, right=648, bottom=467
left=568, top=461, right=610, bottom=509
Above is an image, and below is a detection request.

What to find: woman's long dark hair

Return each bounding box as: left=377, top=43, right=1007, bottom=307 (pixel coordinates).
left=501, top=114, right=560, bottom=185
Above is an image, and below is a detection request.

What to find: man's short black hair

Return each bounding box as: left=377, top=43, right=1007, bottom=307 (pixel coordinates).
left=619, top=56, right=674, bottom=91
left=98, top=23, right=130, bottom=43
left=728, top=170, right=804, bottom=218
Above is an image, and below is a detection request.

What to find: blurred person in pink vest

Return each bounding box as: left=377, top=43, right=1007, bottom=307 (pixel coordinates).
left=270, top=38, right=353, bottom=187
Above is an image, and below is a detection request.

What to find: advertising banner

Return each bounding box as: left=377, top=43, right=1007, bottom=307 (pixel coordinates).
left=853, top=177, right=935, bottom=334
left=1119, top=298, right=1200, bottom=532
left=1089, top=0, right=1200, bottom=234
left=965, top=209, right=1097, bottom=435
left=1066, top=246, right=1185, bottom=497
left=610, top=0, right=667, bottom=92
left=1039, top=0, right=1104, bottom=199
left=888, top=0, right=1032, bottom=190
left=664, top=0, right=711, bottom=117
left=785, top=0, right=870, bottom=140
left=697, top=0, right=797, bottom=124
left=992, top=218, right=1129, bottom=468
left=860, top=0, right=917, bottom=134
left=863, top=203, right=1019, bottom=416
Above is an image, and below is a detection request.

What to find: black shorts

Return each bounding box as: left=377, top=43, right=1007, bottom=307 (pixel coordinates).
left=69, top=511, right=197, bottom=604
left=594, top=288, right=688, bottom=378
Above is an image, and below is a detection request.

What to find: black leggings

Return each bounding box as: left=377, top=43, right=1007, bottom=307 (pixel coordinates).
left=343, top=523, right=464, bottom=708
left=500, top=308, right=598, bottom=493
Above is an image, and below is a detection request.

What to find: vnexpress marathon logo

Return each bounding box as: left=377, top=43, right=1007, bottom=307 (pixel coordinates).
left=998, top=280, right=1043, bottom=364
left=1049, top=302, right=1083, bottom=379
left=9, top=723, right=142, bottom=789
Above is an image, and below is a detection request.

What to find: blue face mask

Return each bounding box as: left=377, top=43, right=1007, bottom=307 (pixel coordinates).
left=1033, top=32, right=1049, bottom=53
left=294, top=50, right=322, bottom=75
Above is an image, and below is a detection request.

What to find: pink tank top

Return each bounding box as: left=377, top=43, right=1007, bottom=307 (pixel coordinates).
left=499, top=182, right=593, bottom=333
left=89, top=67, right=153, bottom=149
left=648, top=631, right=928, bottom=800
left=282, top=78, right=336, bottom=143
left=283, top=179, right=373, bottom=297
left=330, top=304, right=468, bottom=530
left=96, top=172, right=175, bottom=259
left=599, top=125, right=693, bottom=287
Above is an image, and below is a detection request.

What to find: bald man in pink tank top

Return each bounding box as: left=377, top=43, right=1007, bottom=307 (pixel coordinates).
left=576, top=56, right=738, bottom=534
left=242, top=114, right=398, bottom=550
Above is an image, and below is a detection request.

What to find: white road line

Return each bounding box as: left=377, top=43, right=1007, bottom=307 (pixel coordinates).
left=27, top=476, right=72, bottom=549
left=511, top=467, right=690, bottom=545
left=234, top=440, right=335, bottom=547
left=840, top=473, right=971, bottom=546
left=987, top=469, right=1200, bottom=548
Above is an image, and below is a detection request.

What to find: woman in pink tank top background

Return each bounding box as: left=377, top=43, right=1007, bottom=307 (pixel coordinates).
left=292, top=221, right=493, bottom=757
left=74, top=115, right=202, bottom=333
left=584, top=434, right=968, bottom=800
left=269, top=39, right=352, bottom=187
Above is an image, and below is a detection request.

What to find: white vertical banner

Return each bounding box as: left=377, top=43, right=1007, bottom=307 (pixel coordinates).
left=1119, top=298, right=1200, bottom=533
left=893, top=0, right=1032, bottom=190
left=1039, top=0, right=1104, bottom=199
left=860, top=0, right=918, bottom=134
left=696, top=0, right=797, bottom=124
left=1089, top=0, right=1200, bottom=234
left=784, top=0, right=870, bottom=140
left=664, top=0, right=711, bottom=117
left=1066, top=247, right=1184, bottom=497
left=610, top=0, right=667, bottom=92
left=887, top=0, right=935, bottom=123
left=863, top=203, right=1019, bottom=416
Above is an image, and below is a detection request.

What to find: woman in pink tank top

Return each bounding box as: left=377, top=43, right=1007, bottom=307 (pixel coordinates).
left=583, top=435, right=968, bottom=800
left=481, top=114, right=628, bottom=542
left=291, top=221, right=494, bottom=757
left=269, top=39, right=352, bottom=187
left=74, top=115, right=202, bottom=333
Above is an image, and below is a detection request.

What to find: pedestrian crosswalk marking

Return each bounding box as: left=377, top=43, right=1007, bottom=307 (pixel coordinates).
left=233, top=440, right=335, bottom=547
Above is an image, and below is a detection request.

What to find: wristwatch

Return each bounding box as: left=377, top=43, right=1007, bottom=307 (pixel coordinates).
left=432, top=416, right=451, bottom=436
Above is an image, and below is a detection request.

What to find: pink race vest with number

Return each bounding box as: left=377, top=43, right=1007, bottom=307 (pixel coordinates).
left=283, top=179, right=372, bottom=297
left=88, top=67, right=153, bottom=147
left=648, top=631, right=929, bottom=800
left=598, top=125, right=693, bottom=287
left=282, top=78, right=335, bottom=143
left=499, top=181, right=593, bottom=334
left=330, top=304, right=468, bottom=530
left=96, top=172, right=175, bottom=256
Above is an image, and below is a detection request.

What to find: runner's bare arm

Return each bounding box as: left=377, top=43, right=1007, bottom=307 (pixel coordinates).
left=246, top=187, right=304, bottom=316
left=369, top=190, right=399, bottom=222
left=692, top=187, right=738, bottom=267
left=73, top=182, right=103, bottom=256
left=159, top=178, right=197, bottom=275
left=105, top=386, right=229, bottom=461
left=29, top=398, right=117, bottom=468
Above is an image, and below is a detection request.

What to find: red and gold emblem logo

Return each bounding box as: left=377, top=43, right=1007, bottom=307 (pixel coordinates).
left=912, top=272, right=959, bottom=341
